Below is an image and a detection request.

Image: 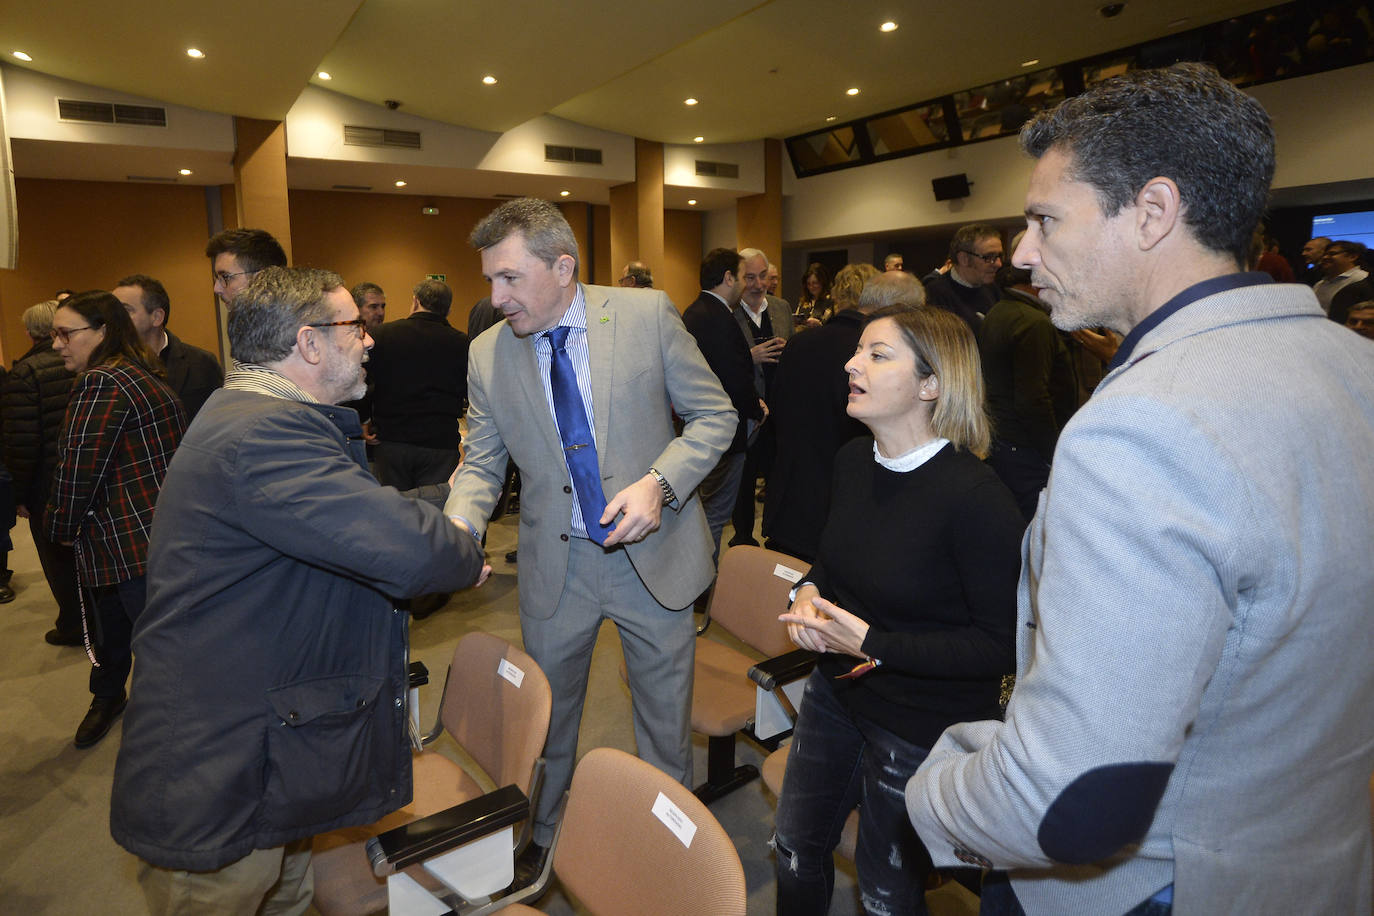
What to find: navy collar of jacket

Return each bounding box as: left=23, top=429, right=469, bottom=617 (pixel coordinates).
left=1108, top=271, right=1272, bottom=373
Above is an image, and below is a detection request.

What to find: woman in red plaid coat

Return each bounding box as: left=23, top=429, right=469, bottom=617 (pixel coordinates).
left=46, top=291, right=186, bottom=749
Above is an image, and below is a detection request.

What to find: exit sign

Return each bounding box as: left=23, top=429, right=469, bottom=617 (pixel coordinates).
left=426, top=273, right=446, bottom=282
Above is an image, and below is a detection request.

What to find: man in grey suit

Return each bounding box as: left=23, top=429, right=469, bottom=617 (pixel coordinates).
left=906, top=64, right=1374, bottom=914
left=445, top=198, right=735, bottom=883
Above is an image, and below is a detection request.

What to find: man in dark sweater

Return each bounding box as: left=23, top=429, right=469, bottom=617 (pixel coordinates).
left=763, top=271, right=925, bottom=562
left=114, top=274, right=224, bottom=421
left=367, top=279, right=470, bottom=490
left=3, top=301, right=78, bottom=638
left=923, top=223, right=1005, bottom=332
left=978, top=256, right=1078, bottom=521
left=682, top=248, right=761, bottom=560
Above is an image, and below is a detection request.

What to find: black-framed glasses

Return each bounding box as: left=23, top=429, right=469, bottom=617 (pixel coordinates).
left=960, top=249, right=1004, bottom=264
left=307, top=318, right=369, bottom=338
left=214, top=269, right=257, bottom=285
left=50, top=325, right=93, bottom=344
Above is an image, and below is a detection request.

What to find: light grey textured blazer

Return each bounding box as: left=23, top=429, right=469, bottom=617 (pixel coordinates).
left=446, top=284, right=735, bottom=619
left=907, top=281, right=1374, bottom=914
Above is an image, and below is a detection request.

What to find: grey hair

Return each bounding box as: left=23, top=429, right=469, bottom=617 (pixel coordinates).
left=229, top=266, right=344, bottom=365
left=469, top=198, right=579, bottom=268
left=857, top=271, right=925, bottom=312
left=412, top=278, right=454, bottom=318
left=350, top=282, right=384, bottom=306
left=738, top=247, right=767, bottom=266
left=23, top=301, right=59, bottom=339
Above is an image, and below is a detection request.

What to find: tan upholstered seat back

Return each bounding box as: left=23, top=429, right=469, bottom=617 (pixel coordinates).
left=708, top=545, right=807, bottom=658
left=553, top=747, right=746, bottom=916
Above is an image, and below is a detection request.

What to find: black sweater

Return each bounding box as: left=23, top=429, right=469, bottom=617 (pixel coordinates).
left=809, top=438, right=1022, bottom=747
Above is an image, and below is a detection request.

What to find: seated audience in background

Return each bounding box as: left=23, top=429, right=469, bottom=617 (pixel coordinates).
left=113, top=274, right=224, bottom=421
left=1313, top=239, right=1368, bottom=316
left=2, top=301, right=79, bottom=643
left=1347, top=300, right=1374, bottom=340
left=46, top=291, right=186, bottom=749
left=883, top=252, right=904, bottom=272
left=764, top=270, right=923, bottom=562
left=978, top=245, right=1078, bottom=521
left=110, top=267, right=485, bottom=916
left=206, top=228, right=288, bottom=308
left=923, top=223, right=1004, bottom=332
left=907, top=63, right=1374, bottom=915
left=618, top=260, right=654, bottom=288
left=793, top=262, right=832, bottom=328
left=775, top=305, right=1021, bottom=915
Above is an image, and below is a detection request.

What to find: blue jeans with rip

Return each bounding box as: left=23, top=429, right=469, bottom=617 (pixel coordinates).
left=774, top=670, right=933, bottom=916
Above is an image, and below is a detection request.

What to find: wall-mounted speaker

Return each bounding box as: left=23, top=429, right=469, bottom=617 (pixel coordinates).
left=932, top=173, right=971, bottom=202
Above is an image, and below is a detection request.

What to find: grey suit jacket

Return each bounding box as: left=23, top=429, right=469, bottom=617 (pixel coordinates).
left=907, top=281, right=1374, bottom=914
left=446, top=284, right=736, bottom=620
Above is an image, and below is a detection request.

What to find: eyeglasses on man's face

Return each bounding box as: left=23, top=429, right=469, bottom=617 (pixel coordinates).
left=961, top=249, right=1004, bottom=265
left=308, top=318, right=369, bottom=339
left=50, top=325, right=93, bottom=344
left=214, top=269, right=258, bottom=286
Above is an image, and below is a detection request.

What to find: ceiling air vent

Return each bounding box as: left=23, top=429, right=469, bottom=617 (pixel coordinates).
left=343, top=126, right=422, bottom=150
left=58, top=99, right=168, bottom=127
left=493, top=193, right=521, bottom=199
left=544, top=144, right=603, bottom=165
left=127, top=175, right=177, bottom=183
left=332, top=184, right=374, bottom=191
left=695, top=160, right=739, bottom=179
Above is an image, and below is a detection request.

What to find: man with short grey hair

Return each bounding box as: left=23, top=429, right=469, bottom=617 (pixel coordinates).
left=618, top=260, right=654, bottom=288
left=907, top=63, right=1374, bottom=914
left=111, top=266, right=484, bottom=915
left=447, top=197, right=734, bottom=885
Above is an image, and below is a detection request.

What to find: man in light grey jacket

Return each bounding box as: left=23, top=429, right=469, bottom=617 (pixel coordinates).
left=906, top=63, right=1374, bottom=915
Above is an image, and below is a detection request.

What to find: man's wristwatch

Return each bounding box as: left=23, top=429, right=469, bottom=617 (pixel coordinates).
left=647, top=466, right=676, bottom=505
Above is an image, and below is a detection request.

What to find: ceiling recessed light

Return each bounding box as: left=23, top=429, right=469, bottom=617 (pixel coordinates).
left=179, top=169, right=192, bottom=176
left=880, top=21, right=898, bottom=32
left=12, top=51, right=32, bottom=62
left=693, top=136, right=704, bottom=143
left=846, top=87, right=860, bottom=96
left=684, top=97, right=698, bottom=106
left=687, top=199, right=698, bottom=206
left=317, top=71, right=332, bottom=80
left=482, top=75, right=497, bottom=85
left=394, top=180, right=407, bottom=188
left=186, top=48, right=204, bottom=59
left=559, top=190, right=571, bottom=197
left=1021, top=58, right=1040, bottom=68
left=825, top=116, right=837, bottom=122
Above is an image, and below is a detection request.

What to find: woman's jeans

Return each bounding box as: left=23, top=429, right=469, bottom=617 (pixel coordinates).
left=774, top=670, right=933, bottom=915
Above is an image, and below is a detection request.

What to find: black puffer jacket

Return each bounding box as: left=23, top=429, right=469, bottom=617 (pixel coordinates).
left=2, top=339, right=75, bottom=511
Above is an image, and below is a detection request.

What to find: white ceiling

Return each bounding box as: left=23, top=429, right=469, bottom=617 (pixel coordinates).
left=1, top=0, right=1277, bottom=144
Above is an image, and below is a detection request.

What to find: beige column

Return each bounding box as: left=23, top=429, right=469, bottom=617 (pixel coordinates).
left=232, top=117, right=293, bottom=263
left=735, top=138, right=783, bottom=262
left=608, top=138, right=666, bottom=284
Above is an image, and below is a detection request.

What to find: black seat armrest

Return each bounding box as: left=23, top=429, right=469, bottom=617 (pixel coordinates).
left=408, top=661, right=430, bottom=690
left=367, top=784, right=528, bottom=875
left=748, top=649, right=818, bottom=691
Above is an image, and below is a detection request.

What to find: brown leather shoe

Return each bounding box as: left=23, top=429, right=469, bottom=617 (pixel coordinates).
left=75, top=695, right=127, bottom=749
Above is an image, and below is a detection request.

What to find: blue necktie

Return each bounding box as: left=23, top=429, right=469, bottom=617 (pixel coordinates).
left=546, top=327, right=609, bottom=544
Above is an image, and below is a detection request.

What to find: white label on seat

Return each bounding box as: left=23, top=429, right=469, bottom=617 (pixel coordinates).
left=651, top=791, right=697, bottom=848
left=773, top=563, right=803, bottom=583
left=497, top=658, right=525, bottom=688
